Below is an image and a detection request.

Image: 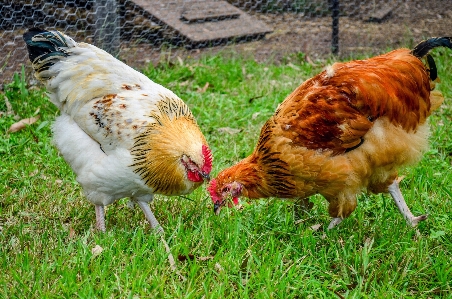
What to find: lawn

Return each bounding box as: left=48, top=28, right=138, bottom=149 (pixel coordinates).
left=1, top=48, right=451, bottom=298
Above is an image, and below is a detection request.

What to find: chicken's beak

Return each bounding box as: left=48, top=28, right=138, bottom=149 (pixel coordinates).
left=201, top=172, right=210, bottom=181
left=213, top=202, right=222, bottom=215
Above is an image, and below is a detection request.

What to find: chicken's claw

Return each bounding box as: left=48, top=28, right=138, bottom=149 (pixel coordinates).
left=327, top=217, right=343, bottom=230
left=388, top=179, right=428, bottom=227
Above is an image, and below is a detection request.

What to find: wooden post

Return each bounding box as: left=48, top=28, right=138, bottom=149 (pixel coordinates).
left=331, top=0, right=339, bottom=55
left=94, top=0, right=120, bottom=56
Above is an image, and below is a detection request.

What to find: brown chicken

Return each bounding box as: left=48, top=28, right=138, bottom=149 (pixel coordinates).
left=208, top=37, right=451, bottom=229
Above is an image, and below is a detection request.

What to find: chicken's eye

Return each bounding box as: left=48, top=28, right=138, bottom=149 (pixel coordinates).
left=223, top=187, right=230, bottom=193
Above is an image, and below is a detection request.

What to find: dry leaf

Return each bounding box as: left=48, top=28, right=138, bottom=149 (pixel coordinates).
left=55, top=179, right=63, bottom=186
left=197, top=82, right=209, bottom=93
left=7, top=115, right=40, bottom=133
left=29, top=169, right=39, bottom=177
left=215, top=262, right=224, bottom=272
left=4, top=94, right=15, bottom=116
left=252, top=112, right=260, bottom=120
left=310, top=224, right=322, bottom=231
left=217, top=127, right=241, bottom=134
left=69, top=227, right=76, bottom=239
left=305, top=55, right=315, bottom=66
left=177, top=56, right=184, bottom=66
left=91, top=245, right=103, bottom=256
left=198, top=256, right=214, bottom=261
left=287, top=62, right=300, bottom=70
left=179, top=80, right=190, bottom=87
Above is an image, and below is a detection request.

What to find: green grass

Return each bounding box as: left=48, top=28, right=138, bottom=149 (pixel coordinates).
left=1, top=50, right=451, bottom=298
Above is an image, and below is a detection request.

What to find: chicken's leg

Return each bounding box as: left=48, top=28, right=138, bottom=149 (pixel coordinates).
left=95, top=205, right=106, bottom=232
left=137, top=201, right=164, bottom=235
left=388, top=179, right=428, bottom=226
left=136, top=201, right=176, bottom=271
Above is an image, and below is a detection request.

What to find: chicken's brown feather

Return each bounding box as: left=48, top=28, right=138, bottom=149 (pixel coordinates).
left=210, top=42, right=448, bottom=224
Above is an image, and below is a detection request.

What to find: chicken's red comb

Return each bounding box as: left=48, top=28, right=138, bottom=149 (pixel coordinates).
left=202, top=144, right=213, bottom=174
left=208, top=178, right=220, bottom=203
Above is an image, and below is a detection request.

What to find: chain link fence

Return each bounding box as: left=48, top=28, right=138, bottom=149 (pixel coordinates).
left=1, top=0, right=452, bottom=85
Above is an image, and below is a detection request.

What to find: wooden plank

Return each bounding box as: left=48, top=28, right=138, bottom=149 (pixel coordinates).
left=364, top=5, right=393, bottom=22
left=129, top=0, right=272, bottom=44
left=181, top=2, right=240, bottom=23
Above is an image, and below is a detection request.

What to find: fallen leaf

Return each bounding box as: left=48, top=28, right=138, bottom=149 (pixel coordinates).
left=3, top=94, right=16, bottom=117
left=177, top=56, right=184, bottom=66
left=197, top=256, right=214, bottom=261
left=215, top=262, right=224, bottom=272
left=287, top=62, right=300, bottom=70
left=29, top=169, right=39, bottom=177
left=217, top=127, right=241, bottom=134
left=305, top=55, right=315, bottom=66
left=252, top=112, right=260, bottom=120
left=179, top=80, right=190, bottom=87
left=91, top=245, right=103, bottom=256
left=364, top=237, right=374, bottom=247
left=197, top=82, right=209, bottom=93
left=310, top=224, right=322, bottom=231
left=69, top=227, right=76, bottom=239
left=55, top=179, right=63, bottom=186
left=7, top=115, right=40, bottom=133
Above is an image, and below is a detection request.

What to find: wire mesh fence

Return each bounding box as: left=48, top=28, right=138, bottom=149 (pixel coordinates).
left=1, top=0, right=452, bottom=85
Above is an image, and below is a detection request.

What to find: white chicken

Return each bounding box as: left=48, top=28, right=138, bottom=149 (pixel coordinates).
left=23, top=28, right=213, bottom=233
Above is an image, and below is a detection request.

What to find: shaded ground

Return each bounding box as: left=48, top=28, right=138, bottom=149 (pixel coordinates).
left=1, top=0, right=451, bottom=86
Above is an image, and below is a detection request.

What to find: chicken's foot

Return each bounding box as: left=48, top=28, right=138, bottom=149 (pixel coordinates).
left=95, top=205, right=106, bottom=232
left=388, top=179, right=428, bottom=226
left=327, top=217, right=343, bottom=230
left=137, top=201, right=177, bottom=271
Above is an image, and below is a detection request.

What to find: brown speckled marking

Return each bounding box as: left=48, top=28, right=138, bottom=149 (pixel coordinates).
left=122, top=84, right=132, bottom=90
left=119, top=103, right=127, bottom=109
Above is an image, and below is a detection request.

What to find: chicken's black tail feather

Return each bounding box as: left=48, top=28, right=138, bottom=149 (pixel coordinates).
left=23, top=28, right=73, bottom=74
left=411, top=37, right=452, bottom=81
